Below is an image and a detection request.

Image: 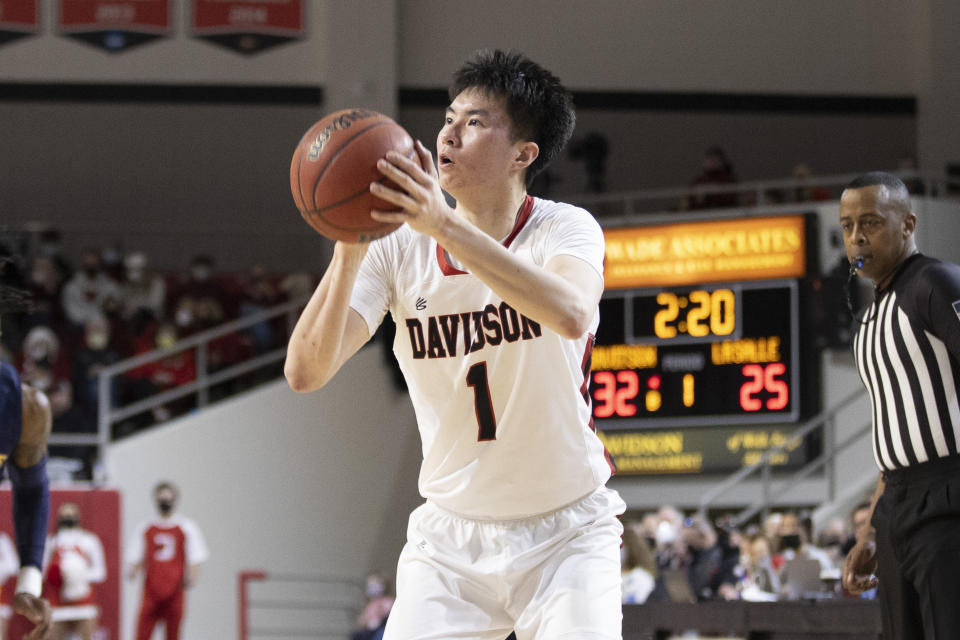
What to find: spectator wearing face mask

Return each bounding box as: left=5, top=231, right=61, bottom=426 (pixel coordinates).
left=774, top=511, right=835, bottom=574
left=17, top=326, right=75, bottom=431
left=123, top=323, right=196, bottom=428
left=71, top=314, right=121, bottom=434
left=621, top=521, right=658, bottom=604
left=60, top=249, right=121, bottom=330
left=119, top=251, right=166, bottom=327
left=42, top=502, right=107, bottom=640
left=167, top=255, right=233, bottom=337
left=22, top=254, right=67, bottom=335
left=352, top=573, right=394, bottom=640
left=127, top=482, right=208, bottom=640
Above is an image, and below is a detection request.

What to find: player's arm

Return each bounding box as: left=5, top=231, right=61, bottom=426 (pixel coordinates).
left=842, top=473, right=884, bottom=594
left=923, top=262, right=960, bottom=360
left=285, top=243, right=374, bottom=392
left=126, top=521, right=148, bottom=580
left=183, top=519, right=208, bottom=588
left=442, top=232, right=602, bottom=339
left=186, top=563, right=200, bottom=588
left=10, top=383, right=52, bottom=640
left=372, top=142, right=603, bottom=338
left=87, top=534, right=108, bottom=584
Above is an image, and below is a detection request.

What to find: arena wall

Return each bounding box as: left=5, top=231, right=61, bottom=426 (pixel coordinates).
left=106, top=345, right=422, bottom=640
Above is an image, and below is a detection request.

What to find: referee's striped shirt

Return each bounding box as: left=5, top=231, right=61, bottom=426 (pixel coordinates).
left=852, top=254, right=960, bottom=471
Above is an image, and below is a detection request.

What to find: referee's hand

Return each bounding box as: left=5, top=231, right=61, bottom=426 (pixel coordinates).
left=842, top=537, right=879, bottom=594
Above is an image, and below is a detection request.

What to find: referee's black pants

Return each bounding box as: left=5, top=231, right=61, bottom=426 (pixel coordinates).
left=874, top=455, right=960, bottom=640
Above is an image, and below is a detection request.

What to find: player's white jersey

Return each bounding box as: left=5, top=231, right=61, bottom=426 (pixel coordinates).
left=351, top=196, right=614, bottom=519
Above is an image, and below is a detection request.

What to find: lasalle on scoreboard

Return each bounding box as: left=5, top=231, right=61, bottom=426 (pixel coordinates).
left=592, top=213, right=821, bottom=475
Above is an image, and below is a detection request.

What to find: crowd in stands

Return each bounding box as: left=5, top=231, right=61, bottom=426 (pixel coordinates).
left=677, top=147, right=926, bottom=211
left=0, top=156, right=930, bottom=477
left=0, top=229, right=316, bottom=473
left=620, top=502, right=874, bottom=605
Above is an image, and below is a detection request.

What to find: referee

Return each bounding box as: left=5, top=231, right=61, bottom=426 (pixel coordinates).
left=840, top=172, right=960, bottom=639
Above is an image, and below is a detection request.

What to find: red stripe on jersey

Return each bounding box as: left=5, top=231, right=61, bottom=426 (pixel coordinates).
left=436, top=195, right=535, bottom=276
left=579, top=334, right=614, bottom=474
left=579, top=334, right=594, bottom=406
left=604, top=447, right=617, bottom=475
left=502, top=195, right=534, bottom=248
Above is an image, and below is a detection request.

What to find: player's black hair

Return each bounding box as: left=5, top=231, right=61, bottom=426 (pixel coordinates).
left=0, top=255, right=30, bottom=314
left=0, top=284, right=29, bottom=314
left=845, top=171, right=910, bottom=204
left=449, top=49, right=576, bottom=188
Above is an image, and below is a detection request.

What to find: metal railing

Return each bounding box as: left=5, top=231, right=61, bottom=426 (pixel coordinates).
left=697, top=388, right=871, bottom=525
left=567, top=170, right=958, bottom=222
left=47, top=297, right=308, bottom=469
left=238, top=571, right=364, bottom=640
left=46, top=169, right=955, bottom=479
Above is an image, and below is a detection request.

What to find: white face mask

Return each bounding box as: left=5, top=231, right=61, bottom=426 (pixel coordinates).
left=28, top=343, right=49, bottom=361
left=365, top=579, right=385, bottom=597
left=656, top=520, right=678, bottom=546
left=87, top=332, right=108, bottom=350
left=175, top=308, right=193, bottom=327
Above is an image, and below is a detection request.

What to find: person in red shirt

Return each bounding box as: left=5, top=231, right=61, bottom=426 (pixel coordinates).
left=126, top=482, right=208, bottom=640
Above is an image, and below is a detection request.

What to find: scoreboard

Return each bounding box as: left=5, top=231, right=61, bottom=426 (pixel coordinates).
left=593, top=214, right=820, bottom=474
left=593, top=280, right=799, bottom=426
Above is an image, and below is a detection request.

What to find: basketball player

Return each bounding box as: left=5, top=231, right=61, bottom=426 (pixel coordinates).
left=43, top=502, right=107, bottom=640
left=127, top=482, right=208, bottom=640
left=0, top=291, right=54, bottom=640
left=839, top=172, right=960, bottom=638
left=286, top=49, right=624, bottom=639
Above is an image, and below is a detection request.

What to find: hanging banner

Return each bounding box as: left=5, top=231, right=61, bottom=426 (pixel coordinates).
left=57, top=0, right=171, bottom=53
left=0, top=0, right=40, bottom=47
left=192, top=0, right=304, bottom=55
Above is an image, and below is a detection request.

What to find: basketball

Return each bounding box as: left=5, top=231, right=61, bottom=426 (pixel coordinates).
left=290, top=108, right=414, bottom=243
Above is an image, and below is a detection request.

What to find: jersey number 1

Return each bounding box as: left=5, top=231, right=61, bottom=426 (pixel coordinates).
left=466, top=362, right=497, bottom=441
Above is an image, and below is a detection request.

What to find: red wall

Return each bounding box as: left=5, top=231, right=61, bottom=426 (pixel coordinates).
left=0, top=488, right=121, bottom=640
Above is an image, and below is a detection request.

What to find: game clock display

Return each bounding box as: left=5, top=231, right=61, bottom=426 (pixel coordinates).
left=591, top=280, right=800, bottom=428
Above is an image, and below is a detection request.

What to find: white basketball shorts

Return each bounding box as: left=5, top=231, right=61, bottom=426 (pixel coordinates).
left=383, top=485, right=626, bottom=640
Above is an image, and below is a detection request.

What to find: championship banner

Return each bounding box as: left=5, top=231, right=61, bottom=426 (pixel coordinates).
left=0, top=0, right=39, bottom=48
left=57, top=0, right=171, bottom=53
left=192, top=0, right=303, bottom=55
left=0, top=488, right=121, bottom=640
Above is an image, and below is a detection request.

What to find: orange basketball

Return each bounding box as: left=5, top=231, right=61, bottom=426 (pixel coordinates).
left=290, top=108, right=414, bottom=243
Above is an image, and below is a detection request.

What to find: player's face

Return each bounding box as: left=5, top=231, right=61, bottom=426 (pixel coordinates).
left=839, top=185, right=915, bottom=286
left=436, top=89, right=529, bottom=199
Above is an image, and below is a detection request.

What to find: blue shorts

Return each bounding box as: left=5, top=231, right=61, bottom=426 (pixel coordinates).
left=0, top=362, right=22, bottom=465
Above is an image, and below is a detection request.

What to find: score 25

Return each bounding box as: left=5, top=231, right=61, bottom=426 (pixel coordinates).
left=740, top=363, right=788, bottom=411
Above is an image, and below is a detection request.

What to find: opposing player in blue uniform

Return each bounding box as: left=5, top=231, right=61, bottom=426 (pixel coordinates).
left=1, top=293, right=54, bottom=639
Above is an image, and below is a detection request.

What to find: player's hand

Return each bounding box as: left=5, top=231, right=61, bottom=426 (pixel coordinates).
left=842, top=537, right=878, bottom=594
left=13, top=592, right=52, bottom=639
left=370, top=140, right=453, bottom=238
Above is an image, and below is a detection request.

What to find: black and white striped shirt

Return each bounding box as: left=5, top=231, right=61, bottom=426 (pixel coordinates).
left=853, top=254, right=960, bottom=471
